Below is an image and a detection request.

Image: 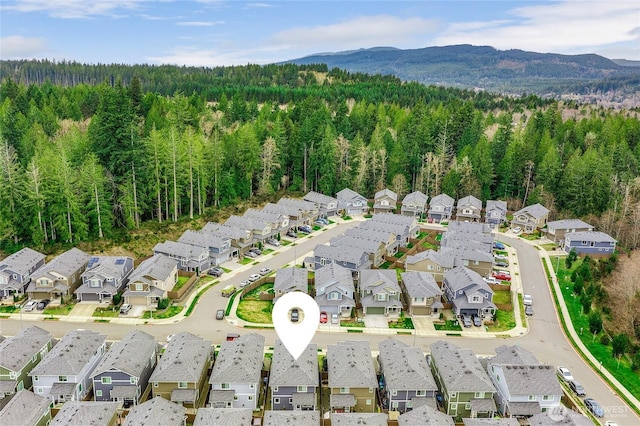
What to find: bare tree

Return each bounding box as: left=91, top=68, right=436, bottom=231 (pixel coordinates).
left=259, top=136, right=280, bottom=195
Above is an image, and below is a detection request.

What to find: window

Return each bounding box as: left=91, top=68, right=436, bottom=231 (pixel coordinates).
left=233, top=395, right=238, bottom=401
left=248, top=395, right=253, bottom=401
left=415, top=297, right=425, bottom=302
left=37, top=387, right=43, bottom=393
left=340, top=387, right=350, bottom=394
left=528, top=395, right=537, bottom=401
left=392, top=401, right=399, bottom=408
left=153, top=382, right=158, bottom=387
left=101, top=377, right=111, bottom=384
left=416, top=390, right=426, bottom=396
left=59, top=376, right=68, bottom=382
left=376, top=293, right=386, bottom=301
left=78, top=383, right=82, bottom=393
left=369, top=387, right=374, bottom=393
left=366, top=399, right=372, bottom=405
left=273, top=386, right=278, bottom=392
left=450, top=392, right=457, bottom=398
left=221, top=383, right=230, bottom=389
left=289, top=398, right=293, bottom=403
left=178, top=382, right=187, bottom=388
left=392, top=390, right=398, bottom=396
left=472, top=296, right=480, bottom=302
left=543, top=395, right=551, bottom=401
left=135, top=283, right=143, bottom=291
left=274, top=398, right=280, bottom=404
left=96, top=390, right=102, bottom=397
left=297, top=386, right=307, bottom=392
left=475, top=392, right=484, bottom=398
left=250, top=384, right=255, bottom=389
left=427, top=265, right=434, bottom=270
left=130, top=377, right=136, bottom=385
left=9, top=372, right=17, bottom=379
left=465, top=403, right=471, bottom=410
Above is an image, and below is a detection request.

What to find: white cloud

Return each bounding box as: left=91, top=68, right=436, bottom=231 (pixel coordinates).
left=245, top=3, right=273, bottom=8
left=147, top=46, right=263, bottom=67
left=177, top=20, right=223, bottom=26
left=2, top=0, right=145, bottom=18
left=0, top=35, right=48, bottom=58
left=435, top=0, right=640, bottom=59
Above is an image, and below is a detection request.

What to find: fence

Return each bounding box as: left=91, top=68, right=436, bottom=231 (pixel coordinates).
left=167, top=271, right=197, bottom=300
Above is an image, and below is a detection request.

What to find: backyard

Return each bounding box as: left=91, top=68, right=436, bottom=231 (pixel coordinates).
left=236, top=283, right=274, bottom=324
left=486, top=309, right=515, bottom=332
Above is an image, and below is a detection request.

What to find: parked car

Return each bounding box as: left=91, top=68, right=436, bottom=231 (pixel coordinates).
left=286, top=230, right=298, bottom=238
left=320, top=312, right=328, bottom=324
left=483, top=276, right=502, bottom=285
left=584, top=398, right=604, bottom=417
left=331, top=313, right=339, bottom=324
left=494, top=253, right=508, bottom=260
left=36, top=299, right=50, bottom=311
left=267, top=238, right=280, bottom=247
left=557, top=366, right=574, bottom=382
left=472, top=315, right=482, bottom=327
left=512, top=226, right=522, bottom=234
left=120, top=303, right=132, bottom=314
left=461, top=314, right=472, bottom=328
left=23, top=300, right=38, bottom=312
left=493, top=241, right=505, bottom=250
left=494, top=261, right=509, bottom=268
left=249, top=247, right=262, bottom=255
left=492, top=271, right=512, bottom=281
left=290, top=308, right=299, bottom=322
left=525, top=305, right=533, bottom=316
left=226, top=333, right=240, bottom=341
left=569, top=380, right=585, bottom=396
left=248, top=274, right=261, bottom=282
left=259, top=268, right=272, bottom=276
left=314, top=220, right=325, bottom=227
left=216, top=309, right=225, bottom=320
left=166, top=334, right=175, bottom=342
left=245, top=251, right=257, bottom=258
left=239, top=280, right=250, bottom=288
left=208, top=267, right=224, bottom=277
left=523, top=294, right=533, bottom=305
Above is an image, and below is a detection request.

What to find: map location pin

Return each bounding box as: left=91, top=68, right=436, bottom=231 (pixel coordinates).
left=272, top=292, right=320, bottom=360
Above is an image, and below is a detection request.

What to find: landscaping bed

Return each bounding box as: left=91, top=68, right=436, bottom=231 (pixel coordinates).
left=434, top=320, right=462, bottom=331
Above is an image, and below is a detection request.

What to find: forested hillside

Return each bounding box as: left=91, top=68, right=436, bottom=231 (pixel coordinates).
left=1, top=62, right=639, bottom=255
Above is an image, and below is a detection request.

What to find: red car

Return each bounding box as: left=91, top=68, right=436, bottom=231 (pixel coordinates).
left=320, top=312, right=328, bottom=324
left=492, top=271, right=512, bottom=281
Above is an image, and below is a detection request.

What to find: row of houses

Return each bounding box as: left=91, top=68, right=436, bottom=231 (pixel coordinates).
left=0, top=327, right=590, bottom=425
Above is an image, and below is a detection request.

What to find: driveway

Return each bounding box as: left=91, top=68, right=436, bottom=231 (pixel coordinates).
left=68, top=302, right=99, bottom=317
left=363, top=315, right=388, bottom=329
left=412, top=316, right=437, bottom=335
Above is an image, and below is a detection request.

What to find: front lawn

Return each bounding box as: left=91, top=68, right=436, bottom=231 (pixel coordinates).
left=240, top=257, right=254, bottom=265
left=236, top=299, right=273, bottom=324
left=340, top=320, right=365, bottom=328
left=0, top=306, right=18, bottom=313
left=389, top=317, right=414, bottom=329
left=540, top=243, right=558, bottom=251
left=434, top=320, right=462, bottom=331
left=142, top=305, right=183, bottom=319
left=486, top=310, right=515, bottom=331
left=92, top=307, right=120, bottom=317
left=43, top=304, right=74, bottom=316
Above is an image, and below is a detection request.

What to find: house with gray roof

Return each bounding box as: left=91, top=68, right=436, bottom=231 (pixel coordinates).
left=373, top=188, right=398, bottom=214
left=487, top=345, right=562, bottom=418
left=439, top=246, right=494, bottom=278
left=485, top=200, right=508, bottom=229
left=92, top=330, right=158, bottom=407
left=153, top=240, right=210, bottom=274
left=244, top=208, right=290, bottom=236
left=443, top=266, right=496, bottom=320
left=331, top=234, right=386, bottom=267
left=225, top=215, right=273, bottom=243
left=202, top=222, right=250, bottom=258
left=270, top=340, right=319, bottom=411
left=401, top=191, right=428, bottom=217
left=0, top=247, right=46, bottom=298
left=405, top=250, right=453, bottom=283
left=336, top=188, right=368, bottom=216
left=427, top=193, right=455, bottom=223
left=315, top=263, right=356, bottom=319
left=193, top=408, right=253, bottom=426
left=123, top=254, right=178, bottom=309
left=429, top=340, right=496, bottom=418
left=30, top=329, right=107, bottom=404
left=400, top=271, right=443, bottom=316
left=368, top=213, right=419, bottom=244
left=398, top=405, right=454, bottom=426
left=273, top=267, right=308, bottom=300
left=313, top=244, right=371, bottom=275
left=209, top=333, right=264, bottom=409
left=178, top=229, right=232, bottom=266
left=331, top=413, right=388, bottom=425
left=564, top=231, right=617, bottom=257
left=124, top=396, right=187, bottom=426
left=304, top=191, right=339, bottom=217
left=150, top=332, right=213, bottom=408
left=456, top=195, right=483, bottom=222
left=528, top=406, right=592, bottom=426
left=545, top=219, right=593, bottom=245
left=359, top=269, right=402, bottom=317
left=264, top=410, right=320, bottom=426
left=263, top=202, right=308, bottom=229
left=462, top=419, right=519, bottom=426
left=50, top=401, right=119, bottom=426
left=75, top=256, right=134, bottom=302
left=327, top=341, right=378, bottom=413
left=0, top=326, right=54, bottom=399
left=278, top=197, right=319, bottom=222
left=511, top=203, right=549, bottom=233
left=378, top=339, right=437, bottom=413
left=343, top=227, right=399, bottom=257
left=0, top=389, right=51, bottom=426
left=27, top=247, right=90, bottom=301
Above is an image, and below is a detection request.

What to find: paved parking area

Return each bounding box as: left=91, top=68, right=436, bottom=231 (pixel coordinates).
left=363, top=315, right=388, bottom=328
left=411, top=316, right=437, bottom=334
left=69, top=302, right=100, bottom=317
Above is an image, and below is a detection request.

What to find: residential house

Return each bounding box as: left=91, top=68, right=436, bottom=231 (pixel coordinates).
left=398, top=405, right=454, bottom=426
left=270, top=340, right=319, bottom=411
left=178, top=230, right=232, bottom=266
left=315, top=263, right=356, bottom=318
left=400, top=271, right=443, bottom=316
left=487, top=345, right=562, bottom=418
left=330, top=234, right=387, bottom=268
left=429, top=341, right=497, bottom=418
left=193, top=408, right=253, bottom=426
left=439, top=246, right=494, bottom=278
left=75, top=256, right=134, bottom=302
left=313, top=244, right=371, bottom=276
left=278, top=197, right=320, bottom=223
left=331, top=413, right=388, bottom=425
left=123, top=254, right=178, bottom=309
left=303, top=191, right=339, bottom=217
left=273, top=267, right=308, bottom=301
left=359, top=269, right=402, bottom=317
left=401, top=191, right=428, bottom=217
left=528, top=406, right=592, bottom=426
left=202, top=222, right=250, bottom=258
left=443, top=267, right=496, bottom=319
left=30, top=329, right=107, bottom=404
left=564, top=231, right=617, bottom=257
left=264, top=411, right=320, bottom=426
left=427, top=193, right=455, bottom=223
left=336, top=188, right=368, bottom=216
left=263, top=202, right=308, bottom=230
left=441, top=221, right=494, bottom=253
left=91, top=330, right=158, bottom=407
left=0, top=389, right=51, bottom=426
left=456, top=195, right=483, bottom=222
left=149, top=332, right=213, bottom=408
left=153, top=240, right=210, bottom=274
left=209, top=333, right=264, bottom=409
left=373, top=188, right=398, bottom=214
left=327, top=341, right=378, bottom=413
left=343, top=227, right=399, bottom=257
left=27, top=248, right=90, bottom=301
left=0, top=247, right=46, bottom=298
left=511, top=203, right=549, bottom=233
left=0, top=326, right=54, bottom=399
left=378, top=339, right=438, bottom=413
left=462, top=419, right=519, bottom=426
left=50, top=401, right=119, bottom=426
left=362, top=214, right=419, bottom=247
left=485, top=200, right=508, bottom=229
left=124, top=396, right=187, bottom=426
left=404, top=250, right=452, bottom=283
left=545, top=219, right=593, bottom=245
left=244, top=208, right=290, bottom=237
left=225, top=215, right=273, bottom=244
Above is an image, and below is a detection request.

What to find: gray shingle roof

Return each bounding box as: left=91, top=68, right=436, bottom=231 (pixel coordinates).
left=0, top=325, right=53, bottom=372
left=402, top=191, right=428, bottom=207
left=494, top=364, right=561, bottom=396
left=528, top=407, right=593, bottom=426
left=491, top=345, right=540, bottom=366
left=463, top=419, right=519, bottom=426
left=278, top=197, right=318, bottom=213
left=398, top=405, right=454, bottom=426
left=0, top=389, right=50, bottom=426
left=264, top=411, right=320, bottom=426
left=209, top=333, right=264, bottom=385
left=328, top=341, right=377, bottom=389
left=457, top=195, right=482, bottom=209
left=225, top=215, right=268, bottom=232
left=0, top=247, right=45, bottom=277
left=566, top=231, right=617, bottom=243
left=80, top=256, right=132, bottom=281
left=514, top=203, right=550, bottom=219
left=485, top=200, right=507, bottom=214
left=331, top=413, right=388, bottom=426
left=91, top=330, right=156, bottom=378
left=30, top=247, right=89, bottom=281
left=546, top=219, right=592, bottom=231
left=273, top=267, right=308, bottom=295
left=429, top=193, right=455, bottom=208
left=30, top=329, right=106, bottom=376
left=149, top=332, right=212, bottom=383
left=124, top=396, right=186, bottom=426
left=194, top=408, right=253, bottom=426
left=314, top=244, right=367, bottom=266
left=153, top=240, right=208, bottom=259
left=444, top=266, right=494, bottom=296
left=374, top=188, right=398, bottom=202
left=429, top=341, right=496, bottom=393
left=270, top=340, right=318, bottom=387
left=405, top=249, right=454, bottom=269
left=178, top=229, right=229, bottom=249
left=378, top=338, right=437, bottom=393
left=127, top=254, right=177, bottom=286
left=344, top=227, right=395, bottom=245
left=50, top=401, right=119, bottom=426
left=336, top=188, right=367, bottom=203
left=304, top=191, right=338, bottom=206
left=202, top=222, right=250, bottom=241
left=360, top=269, right=400, bottom=294
left=369, top=213, right=415, bottom=227
left=331, top=235, right=383, bottom=254
left=401, top=271, right=442, bottom=299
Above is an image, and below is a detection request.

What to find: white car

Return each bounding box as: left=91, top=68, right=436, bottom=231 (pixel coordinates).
left=248, top=274, right=261, bottom=282
left=557, top=366, right=574, bottom=382
left=23, top=300, right=38, bottom=311
left=483, top=277, right=502, bottom=285
left=259, top=268, right=272, bottom=276
left=523, top=294, right=533, bottom=306
left=512, top=226, right=522, bottom=234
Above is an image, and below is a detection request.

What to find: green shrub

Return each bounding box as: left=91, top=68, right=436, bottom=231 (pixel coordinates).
left=600, top=334, right=611, bottom=346
left=157, top=298, right=170, bottom=310
left=112, top=293, right=122, bottom=306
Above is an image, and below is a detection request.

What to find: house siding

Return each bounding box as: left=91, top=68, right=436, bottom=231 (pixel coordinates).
left=331, top=387, right=376, bottom=413
left=272, top=385, right=316, bottom=410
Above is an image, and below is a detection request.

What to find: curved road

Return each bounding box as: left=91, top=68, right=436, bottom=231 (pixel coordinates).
left=1, top=225, right=636, bottom=424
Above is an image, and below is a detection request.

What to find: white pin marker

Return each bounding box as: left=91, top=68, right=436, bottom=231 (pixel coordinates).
left=272, top=292, right=320, bottom=360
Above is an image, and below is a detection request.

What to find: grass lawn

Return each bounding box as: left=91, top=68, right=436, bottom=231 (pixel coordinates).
left=518, top=293, right=526, bottom=326
left=340, top=320, right=365, bottom=328
left=379, top=261, right=392, bottom=269
left=280, top=240, right=292, bottom=246
left=389, top=317, right=414, bottom=329
left=236, top=299, right=273, bottom=323
left=417, top=232, right=428, bottom=239
left=92, top=307, right=120, bottom=317
left=487, top=309, right=516, bottom=331
left=172, top=275, right=190, bottom=291
left=540, top=243, right=558, bottom=251
left=394, top=252, right=404, bottom=259
left=421, top=241, right=439, bottom=250
left=493, top=290, right=512, bottom=305
left=43, top=304, right=74, bottom=315
left=0, top=306, right=18, bottom=313
left=434, top=320, right=462, bottom=331
left=142, top=305, right=183, bottom=319
left=244, top=283, right=274, bottom=299
left=262, top=249, right=274, bottom=255
left=240, top=257, right=254, bottom=265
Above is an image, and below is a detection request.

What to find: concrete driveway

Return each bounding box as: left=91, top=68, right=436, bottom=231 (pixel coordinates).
left=68, top=302, right=99, bottom=317
left=363, top=315, right=388, bottom=329
left=411, top=316, right=437, bottom=335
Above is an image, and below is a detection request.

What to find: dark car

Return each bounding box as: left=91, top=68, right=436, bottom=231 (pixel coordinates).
left=493, top=241, right=505, bottom=250
left=461, top=314, right=472, bottom=328
left=216, top=309, right=225, bottom=320
left=525, top=305, right=533, bottom=316
left=472, top=315, right=482, bottom=327
left=36, top=299, right=50, bottom=311
left=584, top=398, right=604, bottom=417
left=494, top=261, right=509, bottom=268
left=291, top=308, right=299, bottom=322
left=249, top=247, right=262, bottom=255
left=569, top=380, right=586, bottom=396
left=208, top=267, right=224, bottom=277
left=286, top=230, right=298, bottom=238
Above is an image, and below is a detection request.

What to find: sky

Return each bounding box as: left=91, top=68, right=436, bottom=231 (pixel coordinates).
left=1, top=0, right=639, bottom=67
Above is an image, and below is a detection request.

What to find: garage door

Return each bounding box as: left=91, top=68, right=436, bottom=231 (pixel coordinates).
left=79, top=293, right=100, bottom=302
left=412, top=306, right=431, bottom=316
left=365, top=307, right=385, bottom=315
